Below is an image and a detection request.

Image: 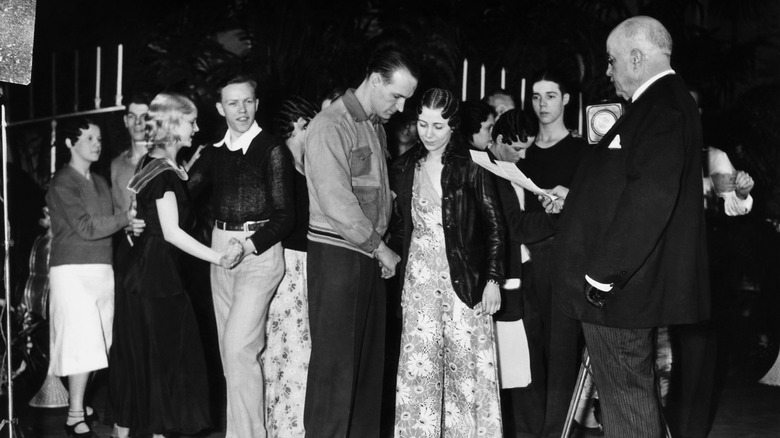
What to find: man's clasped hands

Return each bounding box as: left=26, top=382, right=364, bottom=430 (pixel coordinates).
left=126, top=197, right=245, bottom=270
left=219, top=238, right=246, bottom=270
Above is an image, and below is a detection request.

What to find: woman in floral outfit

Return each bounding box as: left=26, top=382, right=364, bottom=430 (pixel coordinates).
left=389, top=88, right=505, bottom=437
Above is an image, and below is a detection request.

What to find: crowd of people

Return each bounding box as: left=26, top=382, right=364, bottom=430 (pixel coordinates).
left=27, top=14, right=775, bottom=438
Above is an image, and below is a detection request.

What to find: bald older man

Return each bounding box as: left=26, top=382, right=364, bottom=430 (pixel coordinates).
left=546, top=16, right=709, bottom=437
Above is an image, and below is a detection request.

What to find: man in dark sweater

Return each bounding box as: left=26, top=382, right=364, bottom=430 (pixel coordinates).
left=188, top=75, right=295, bottom=438
left=497, top=71, right=591, bottom=438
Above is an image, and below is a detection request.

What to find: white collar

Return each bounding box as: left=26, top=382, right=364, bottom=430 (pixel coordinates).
left=632, top=69, right=675, bottom=102
left=214, top=121, right=262, bottom=154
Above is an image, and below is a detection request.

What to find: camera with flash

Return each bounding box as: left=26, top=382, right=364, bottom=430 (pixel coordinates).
left=586, top=102, right=624, bottom=144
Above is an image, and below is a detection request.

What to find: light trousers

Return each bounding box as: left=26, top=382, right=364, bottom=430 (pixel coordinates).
left=211, top=228, right=284, bottom=438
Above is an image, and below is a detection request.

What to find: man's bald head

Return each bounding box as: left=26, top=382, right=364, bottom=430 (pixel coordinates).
left=606, top=16, right=674, bottom=100
left=610, top=16, right=673, bottom=58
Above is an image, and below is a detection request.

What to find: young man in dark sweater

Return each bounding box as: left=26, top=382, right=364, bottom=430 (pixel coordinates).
left=188, top=75, right=295, bottom=438
left=501, top=71, right=591, bottom=438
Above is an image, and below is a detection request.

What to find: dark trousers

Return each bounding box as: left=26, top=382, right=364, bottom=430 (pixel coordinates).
left=662, top=222, right=744, bottom=438
left=582, top=322, right=664, bottom=438
left=666, top=321, right=718, bottom=438
left=506, top=240, right=583, bottom=438
left=304, top=242, right=386, bottom=438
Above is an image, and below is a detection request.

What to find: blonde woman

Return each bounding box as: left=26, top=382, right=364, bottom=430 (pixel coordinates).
left=109, top=92, right=242, bottom=438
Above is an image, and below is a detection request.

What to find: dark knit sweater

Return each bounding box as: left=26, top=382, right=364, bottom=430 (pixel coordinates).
left=188, top=130, right=295, bottom=255
left=519, top=134, right=589, bottom=214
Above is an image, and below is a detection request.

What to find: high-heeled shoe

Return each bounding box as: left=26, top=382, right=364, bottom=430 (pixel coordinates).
left=64, top=420, right=95, bottom=437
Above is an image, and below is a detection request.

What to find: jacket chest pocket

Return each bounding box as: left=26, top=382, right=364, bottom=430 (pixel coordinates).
left=595, top=142, right=627, bottom=171
left=350, top=146, right=373, bottom=178
left=354, top=186, right=380, bottom=224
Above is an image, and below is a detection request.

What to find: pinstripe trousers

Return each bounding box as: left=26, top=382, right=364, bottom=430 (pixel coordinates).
left=581, top=322, right=665, bottom=438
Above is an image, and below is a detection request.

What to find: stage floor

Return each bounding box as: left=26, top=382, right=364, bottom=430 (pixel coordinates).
left=7, top=361, right=780, bottom=438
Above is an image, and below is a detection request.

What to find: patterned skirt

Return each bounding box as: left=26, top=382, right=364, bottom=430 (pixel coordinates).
left=263, top=249, right=311, bottom=437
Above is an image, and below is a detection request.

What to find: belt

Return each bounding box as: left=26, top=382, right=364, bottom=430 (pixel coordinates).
left=214, top=219, right=267, bottom=232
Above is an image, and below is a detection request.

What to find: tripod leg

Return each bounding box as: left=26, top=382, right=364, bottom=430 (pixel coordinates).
left=0, top=418, right=26, bottom=437
left=561, top=348, right=591, bottom=438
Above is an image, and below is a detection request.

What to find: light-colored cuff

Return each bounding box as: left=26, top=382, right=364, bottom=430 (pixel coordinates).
left=585, top=275, right=613, bottom=291
left=721, top=191, right=753, bottom=216
left=503, top=278, right=521, bottom=290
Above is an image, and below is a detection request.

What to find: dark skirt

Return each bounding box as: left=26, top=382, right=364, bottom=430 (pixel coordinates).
left=109, top=235, right=211, bottom=436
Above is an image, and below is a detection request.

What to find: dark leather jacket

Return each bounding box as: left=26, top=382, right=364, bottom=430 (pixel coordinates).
left=388, top=141, right=505, bottom=308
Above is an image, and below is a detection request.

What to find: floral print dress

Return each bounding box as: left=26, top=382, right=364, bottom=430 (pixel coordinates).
left=262, top=249, right=310, bottom=437
left=394, top=166, right=502, bottom=437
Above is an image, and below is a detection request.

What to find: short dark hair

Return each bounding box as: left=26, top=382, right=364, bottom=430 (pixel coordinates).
left=217, top=74, right=258, bottom=100
left=418, top=88, right=460, bottom=130
left=492, top=108, right=534, bottom=144
left=123, top=91, right=152, bottom=111
left=275, top=96, right=319, bottom=140
left=365, top=49, right=420, bottom=84
left=531, top=70, right=570, bottom=96
left=57, top=117, right=98, bottom=164
left=58, top=117, right=97, bottom=148
left=459, top=100, right=494, bottom=139
left=321, top=87, right=346, bottom=103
